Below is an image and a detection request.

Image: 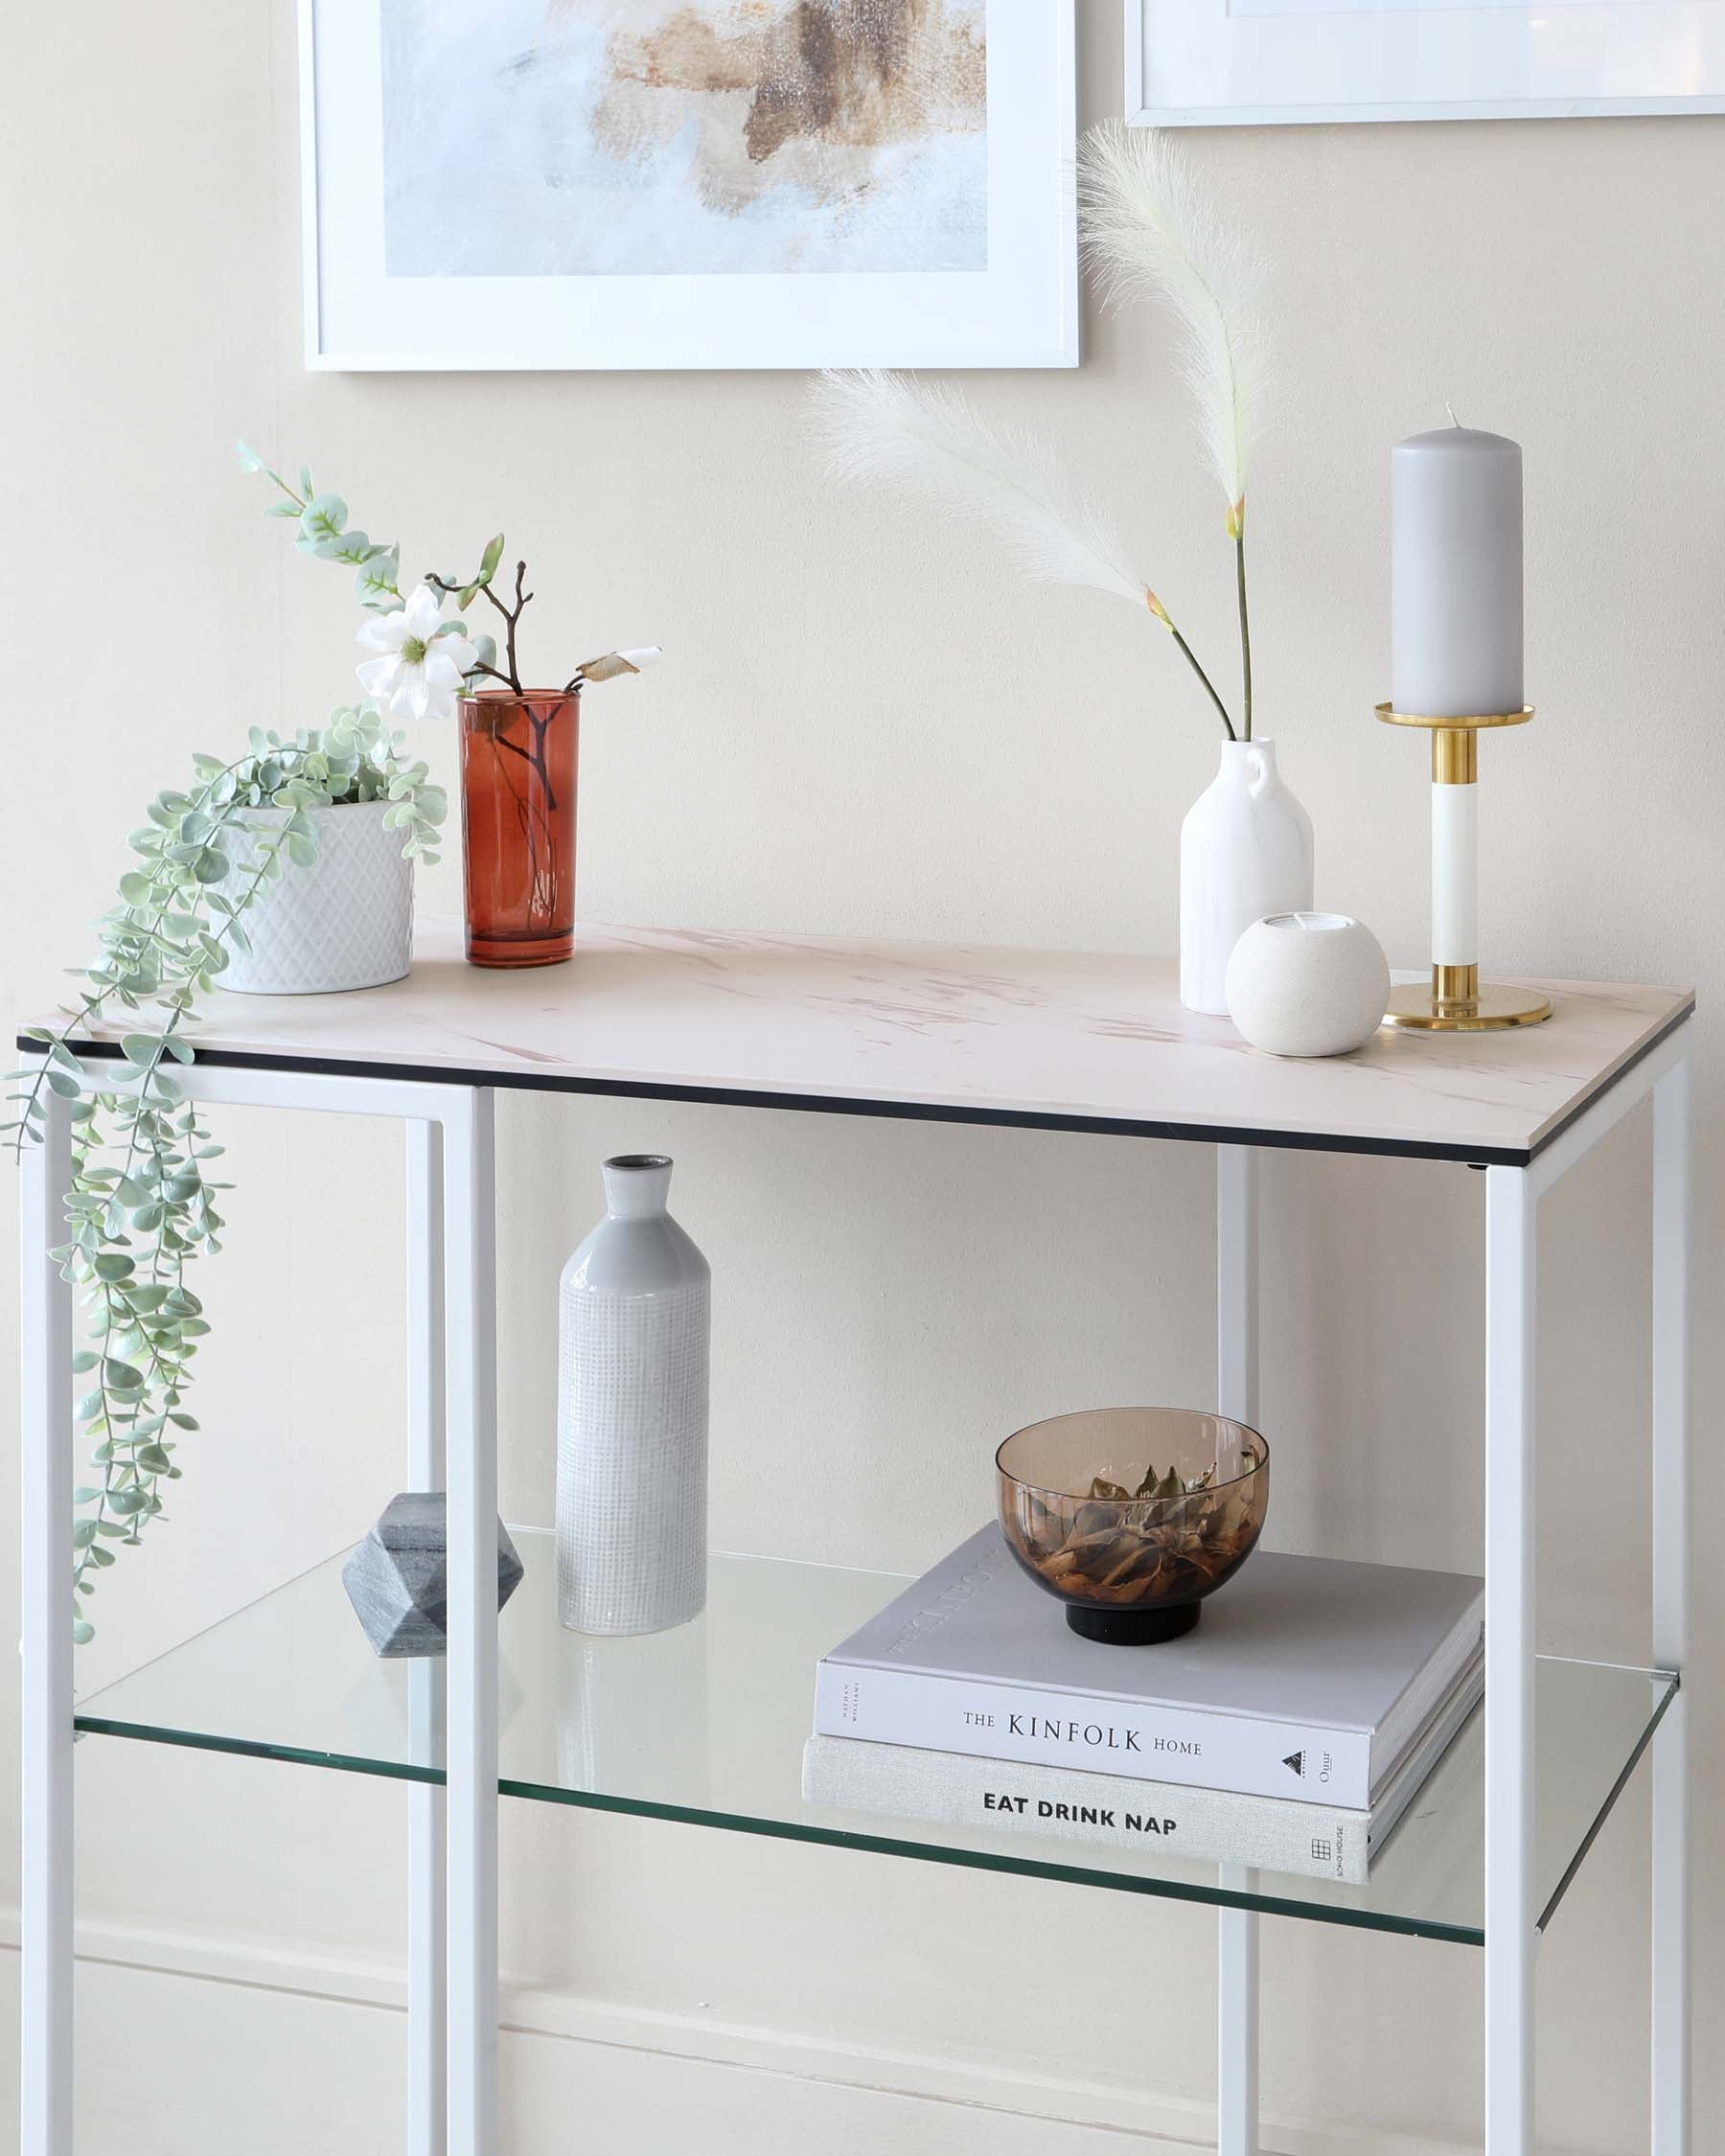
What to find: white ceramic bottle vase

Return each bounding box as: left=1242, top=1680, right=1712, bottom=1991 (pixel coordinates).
left=556, top=1155, right=711, bottom=1636
left=1179, top=739, right=1315, bottom=1016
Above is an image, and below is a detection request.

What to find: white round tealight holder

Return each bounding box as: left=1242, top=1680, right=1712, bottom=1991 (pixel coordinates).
left=1225, top=912, right=1391, bottom=1059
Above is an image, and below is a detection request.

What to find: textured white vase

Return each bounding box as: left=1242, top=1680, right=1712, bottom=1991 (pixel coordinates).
left=1179, top=740, right=1315, bottom=1016
left=217, top=800, right=412, bottom=996
left=556, top=1155, right=710, bottom=1637
left=1225, top=912, right=1391, bottom=1058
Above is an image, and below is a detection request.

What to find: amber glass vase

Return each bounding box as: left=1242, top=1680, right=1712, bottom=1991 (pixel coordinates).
left=458, top=689, right=579, bottom=968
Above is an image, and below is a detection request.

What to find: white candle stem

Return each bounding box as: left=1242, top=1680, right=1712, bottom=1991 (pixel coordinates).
left=1431, top=782, right=1479, bottom=968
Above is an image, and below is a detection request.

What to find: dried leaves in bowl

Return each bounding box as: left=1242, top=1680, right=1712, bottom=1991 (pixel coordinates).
left=997, top=1410, right=1269, bottom=1645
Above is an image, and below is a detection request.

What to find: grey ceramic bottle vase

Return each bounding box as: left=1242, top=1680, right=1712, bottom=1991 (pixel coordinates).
left=556, top=1155, right=711, bottom=1636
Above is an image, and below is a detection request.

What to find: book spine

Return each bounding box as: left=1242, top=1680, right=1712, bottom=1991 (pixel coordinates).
left=813, top=1662, right=1372, bottom=1806
left=802, top=1737, right=1370, bottom=1884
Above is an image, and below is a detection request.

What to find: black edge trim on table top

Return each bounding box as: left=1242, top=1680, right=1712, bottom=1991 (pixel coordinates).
left=24, top=996, right=1695, bottom=1170
left=1518, top=998, right=1695, bottom=1161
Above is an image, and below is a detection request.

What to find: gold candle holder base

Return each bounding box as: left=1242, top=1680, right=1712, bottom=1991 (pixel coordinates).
left=1384, top=965, right=1552, bottom=1032
left=1375, top=703, right=1553, bottom=1033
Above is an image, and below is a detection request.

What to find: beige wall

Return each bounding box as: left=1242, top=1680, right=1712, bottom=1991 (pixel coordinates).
left=2, top=2, right=1720, bottom=2148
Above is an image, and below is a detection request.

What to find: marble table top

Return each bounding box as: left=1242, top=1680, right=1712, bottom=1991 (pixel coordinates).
left=52, top=917, right=1692, bottom=1163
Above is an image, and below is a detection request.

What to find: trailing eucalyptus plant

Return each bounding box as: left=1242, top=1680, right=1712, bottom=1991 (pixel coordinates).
left=6, top=709, right=445, bottom=1640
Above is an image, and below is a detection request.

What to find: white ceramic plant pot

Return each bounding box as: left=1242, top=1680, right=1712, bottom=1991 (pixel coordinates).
left=1179, top=739, right=1315, bottom=1016
left=217, top=800, right=412, bottom=996
left=556, top=1155, right=710, bottom=1638
left=1225, top=911, right=1392, bottom=1058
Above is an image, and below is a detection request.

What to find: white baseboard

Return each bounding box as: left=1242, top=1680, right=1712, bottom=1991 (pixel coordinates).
left=0, top=1910, right=1481, bottom=2155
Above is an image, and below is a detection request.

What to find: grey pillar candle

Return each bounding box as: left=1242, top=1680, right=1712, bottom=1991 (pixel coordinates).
left=1390, top=426, right=1523, bottom=719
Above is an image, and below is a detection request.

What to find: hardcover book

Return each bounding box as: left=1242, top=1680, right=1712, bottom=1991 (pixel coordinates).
left=803, top=1650, right=1483, bottom=1884
left=813, top=1526, right=1484, bottom=1808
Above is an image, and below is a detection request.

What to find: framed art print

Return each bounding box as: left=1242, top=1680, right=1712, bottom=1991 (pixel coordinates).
left=301, top=0, right=1077, bottom=370
left=1127, top=0, right=1725, bottom=126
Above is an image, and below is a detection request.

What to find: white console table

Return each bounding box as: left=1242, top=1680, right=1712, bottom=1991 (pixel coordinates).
left=18, top=920, right=1694, bottom=2155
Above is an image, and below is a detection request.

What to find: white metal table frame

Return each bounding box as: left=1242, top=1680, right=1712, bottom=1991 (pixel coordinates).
left=16, top=1023, right=1691, bottom=2156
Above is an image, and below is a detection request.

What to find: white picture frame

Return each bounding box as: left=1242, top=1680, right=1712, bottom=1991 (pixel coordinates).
left=1126, top=0, right=1725, bottom=126
left=300, top=0, right=1077, bottom=372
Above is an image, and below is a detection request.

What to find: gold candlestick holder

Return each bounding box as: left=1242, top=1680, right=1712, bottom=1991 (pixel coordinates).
left=1374, top=702, right=1552, bottom=1032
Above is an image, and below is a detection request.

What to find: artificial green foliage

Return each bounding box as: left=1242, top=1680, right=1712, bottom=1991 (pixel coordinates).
left=237, top=439, right=505, bottom=679
left=5, top=710, right=446, bottom=1640
left=239, top=440, right=660, bottom=710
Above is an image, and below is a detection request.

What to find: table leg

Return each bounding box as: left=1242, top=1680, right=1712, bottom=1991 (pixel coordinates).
left=1651, top=1059, right=1690, bottom=2155
left=443, top=1091, right=498, bottom=2156
left=1216, top=1146, right=1259, bottom=2156
left=406, top=1122, right=448, bottom=2156
left=20, top=1085, right=74, bottom=2156
left=1484, top=1165, right=1536, bottom=2155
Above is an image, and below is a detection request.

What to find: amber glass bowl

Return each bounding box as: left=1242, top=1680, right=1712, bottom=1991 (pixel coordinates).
left=997, top=1408, right=1269, bottom=1645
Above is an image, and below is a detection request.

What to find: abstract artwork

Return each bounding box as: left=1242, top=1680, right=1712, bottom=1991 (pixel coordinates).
left=302, top=0, right=1076, bottom=369
left=383, top=0, right=987, bottom=278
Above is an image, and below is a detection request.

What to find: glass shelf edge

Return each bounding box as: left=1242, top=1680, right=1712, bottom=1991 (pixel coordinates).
left=1534, top=1664, right=1677, bottom=1935
left=73, top=1715, right=446, bottom=1787
left=66, top=1712, right=1490, bottom=1946
left=74, top=1663, right=1678, bottom=1955
left=71, top=1525, right=1674, bottom=1957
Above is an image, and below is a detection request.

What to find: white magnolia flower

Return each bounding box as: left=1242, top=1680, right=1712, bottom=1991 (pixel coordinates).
left=356, top=583, right=478, bottom=722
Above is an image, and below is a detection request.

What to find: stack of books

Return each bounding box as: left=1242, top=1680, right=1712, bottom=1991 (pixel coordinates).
left=802, top=1525, right=1484, bottom=1883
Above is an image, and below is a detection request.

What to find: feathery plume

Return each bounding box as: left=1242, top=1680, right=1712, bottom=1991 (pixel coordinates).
left=810, top=368, right=1238, bottom=736
left=809, top=368, right=1149, bottom=609
left=1077, top=122, right=1270, bottom=534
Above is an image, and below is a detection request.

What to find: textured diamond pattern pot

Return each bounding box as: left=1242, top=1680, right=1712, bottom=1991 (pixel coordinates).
left=217, top=799, right=413, bottom=996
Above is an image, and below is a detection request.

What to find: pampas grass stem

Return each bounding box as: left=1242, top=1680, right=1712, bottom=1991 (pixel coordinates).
left=1079, top=122, right=1271, bottom=739
left=811, top=366, right=1238, bottom=736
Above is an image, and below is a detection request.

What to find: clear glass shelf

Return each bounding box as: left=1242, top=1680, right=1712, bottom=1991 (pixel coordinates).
left=75, top=1533, right=1674, bottom=1948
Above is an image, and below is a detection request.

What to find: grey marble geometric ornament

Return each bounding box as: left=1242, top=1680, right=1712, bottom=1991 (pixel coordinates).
left=341, top=1491, right=524, bottom=1659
